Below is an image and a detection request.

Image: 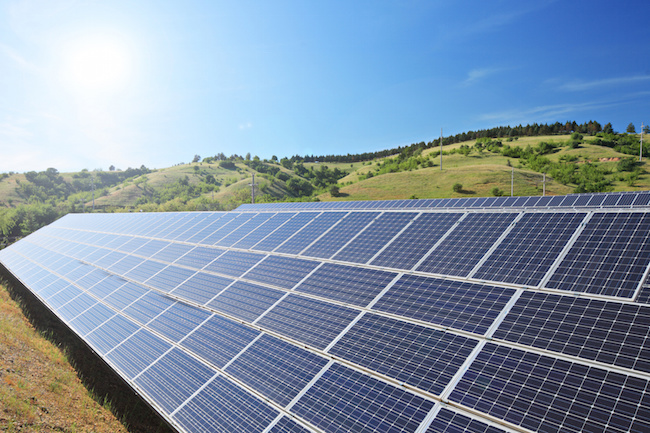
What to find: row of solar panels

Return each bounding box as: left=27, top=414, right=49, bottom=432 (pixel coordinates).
left=42, top=208, right=650, bottom=300
left=237, top=191, right=650, bottom=212
left=1, top=201, right=650, bottom=433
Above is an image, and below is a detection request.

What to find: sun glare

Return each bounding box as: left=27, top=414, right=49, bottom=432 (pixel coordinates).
left=63, top=36, right=130, bottom=92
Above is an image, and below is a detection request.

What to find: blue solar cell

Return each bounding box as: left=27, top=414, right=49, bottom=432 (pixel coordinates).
left=215, top=213, right=275, bottom=247
left=295, top=263, right=397, bottom=307
left=147, top=302, right=211, bottom=342
left=94, top=251, right=129, bottom=270
left=200, top=213, right=256, bottom=245
left=251, top=212, right=320, bottom=252
left=185, top=213, right=237, bottom=244
left=56, top=292, right=97, bottom=322
left=257, top=294, right=359, bottom=350
left=473, top=212, right=586, bottom=286
left=207, top=281, right=285, bottom=322
left=69, top=302, right=116, bottom=336
left=274, top=212, right=347, bottom=254
left=106, top=254, right=145, bottom=275
left=232, top=212, right=296, bottom=249
left=427, top=408, right=507, bottom=433
left=122, top=291, right=176, bottom=325
left=133, top=239, right=172, bottom=257
left=330, top=313, right=478, bottom=394
left=163, top=213, right=213, bottom=241
left=151, top=243, right=195, bottom=264
left=145, top=265, right=196, bottom=292
left=174, top=246, right=223, bottom=269
left=106, top=329, right=173, bottom=379
left=103, top=281, right=148, bottom=310
left=545, top=212, right=650, bottom=298
left=370, top=213, right=462, bottom=270
left=169, top=271, right=233, bottom=305
left=448, top=343, right=650, bottom=433
left=373, top=275, right=515, bottom=334
left=203, top=250, right=265, bottom=277
left=494, top=291, right=650, bottom=372
left=292, top=363, right=434, bottom=433
left=300, top=212, right=378, bottom=259
left=172, top=375, right=278, bottom=433
left=85, top=273, right=127, bottom=299
left=332, top=212, right=415, bottom=264
left=225, top=334, right=329, bottom=406
left=416, top=212, right=518, bottom=277
left=134, top=347, right=216, bottom=414
left=118, top=237, right=151, bottom=254
left=85, top=314, right=140, bottom=355
left=267, top=417, right=313, bottom=433
left=180, top=315, right=260, bottom=368
left=244, top=255, right=320, bottom=289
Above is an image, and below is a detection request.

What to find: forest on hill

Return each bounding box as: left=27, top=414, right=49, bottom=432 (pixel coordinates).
left=0, top=120, right=648, bottom=247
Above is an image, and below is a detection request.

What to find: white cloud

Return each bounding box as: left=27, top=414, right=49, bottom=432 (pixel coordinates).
left=238, top=121, right=253, bottom=130
left=462, top=67, right=503, bottom=86
left=558, top=75, right=650, bottom=92
left=477, top=100, right=620, bottom=126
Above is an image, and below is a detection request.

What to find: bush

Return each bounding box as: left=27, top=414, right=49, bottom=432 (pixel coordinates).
left=617, top=158, right=638, bottom=172
left=329, top=185, right=340, bottom=197
left=492, top=187, right=504, bottom=197
left=452, top=183, right=463, bottom=193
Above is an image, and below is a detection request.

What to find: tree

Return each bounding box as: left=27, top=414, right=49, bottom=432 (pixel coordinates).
left=627, top=123, right=636, bottom=133
left=192, top=154, right=201, bottom=163
left=245, top=152, right=251, bottom=161
left=329, top=185, right=340, bottom=197
left=603, top=123, right=614, bottom=134
left=109, top=165, right=115, bottom=171
left=644, top=124, right=650, bottom=134
left=452, top=183, right=463, bottom=193
left=271, top=155, right=278, bottom=162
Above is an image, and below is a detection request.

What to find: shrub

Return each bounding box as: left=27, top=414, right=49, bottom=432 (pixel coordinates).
left=492, top=187, right=504, bottom=196
left=452, top=183, right=463, bottom=193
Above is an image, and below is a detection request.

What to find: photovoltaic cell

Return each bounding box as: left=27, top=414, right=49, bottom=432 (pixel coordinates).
left=295, top=263, right=397, bottom=307
left=180, top=315, right=260, bottom=368
left=174, top=246, right=223, bottom=269
left=85, top=314, right=140, bottom=355
left=292, top=363, right=434, bottom=433
left=134, top=347, right=216, bottom=414
left=145, top=265, right=196, bottom=292
left=124, top=260, right=168, bottom=284
left=274, top=212, right=347, bottom=254
left=225, top=334, right=329, bottom=406
left=215, top=213, right=275, bottom=247
left=473, top=212, right=586, bottom=286
left=169, top=271, right=233, bottom=305
left=231, top=212, right=295, bottom=249
left=373, top=275, right=515, bottom=334
left=207, top=281, right=285, bottom=322
left=199, top=213, right=256, bottom=245
left=331, top=212, right=417, bottom=264
left=172, top=375, right=278, bottom=433
left=122, top=291, right=176, bottom=325
left=329, top=313, right=478, bottom=394
left=151, top=243, right=195, bottom=263
left=448, top=343, right=650, bottom=433
left=300, top=212, right=378, bottom=259
left=426, top=408, right=507, bottom=433
left=203, top=250, right=265, bottom=277
left=106, top=329, right=173, bottom=379
left=257, top=294, right=359, bottom=350
left=147, top=302, right=211, bottom=342
left=493, top=291, right=650, bottom=372
left=252, top=212, right=320, bottom=252
left=268, top=417, right=313, bottom=433
left=416, top=212, right=518, bottom=277
left=370, top=213, right=462, bottom=270
left=244, top=255, right=320, bottom=289
left=545, top=212, right=650, bottom=298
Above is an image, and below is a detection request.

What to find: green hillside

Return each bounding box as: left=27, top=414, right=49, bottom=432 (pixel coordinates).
left=1, top=127, right=648, bottom=245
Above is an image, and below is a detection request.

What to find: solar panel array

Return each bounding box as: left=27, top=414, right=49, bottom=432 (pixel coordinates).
left=2, top=191, right=650, bottom=433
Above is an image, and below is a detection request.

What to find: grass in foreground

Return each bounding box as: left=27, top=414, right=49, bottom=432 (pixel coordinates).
left=0, top=283, right=129, bottom=433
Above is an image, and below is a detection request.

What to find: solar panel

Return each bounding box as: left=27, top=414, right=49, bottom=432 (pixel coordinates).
left=3, top=191, right=650, bottom=433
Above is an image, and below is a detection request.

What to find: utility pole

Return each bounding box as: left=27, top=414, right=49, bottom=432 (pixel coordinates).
left=543, top=172, right=546, bottom=196
left=511, top=167, right=514, bottom=197
left=440, top=128, right=443, bottom=171
left=250, top=173, right=256, bottom=204
left=641, top=122, right=644, bottom=162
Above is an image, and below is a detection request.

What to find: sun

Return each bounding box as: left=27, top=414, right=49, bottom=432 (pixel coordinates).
left=62, top=36, right=130, bottom=92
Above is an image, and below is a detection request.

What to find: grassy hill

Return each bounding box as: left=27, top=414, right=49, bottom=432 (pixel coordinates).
left=0, top=131, right=648, bottom=246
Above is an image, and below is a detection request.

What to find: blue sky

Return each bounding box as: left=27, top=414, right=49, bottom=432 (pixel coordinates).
left=1, top=0, right=649, bottom=173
